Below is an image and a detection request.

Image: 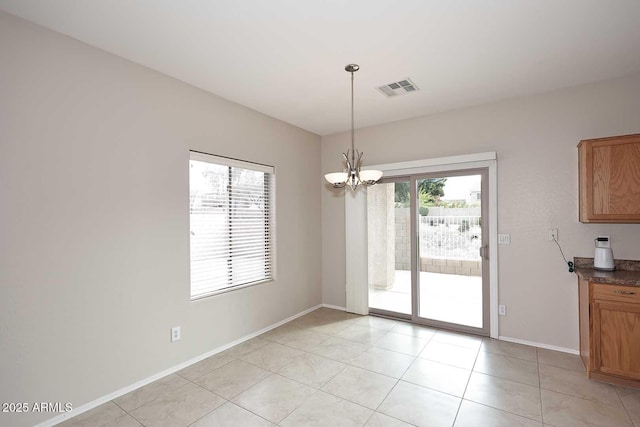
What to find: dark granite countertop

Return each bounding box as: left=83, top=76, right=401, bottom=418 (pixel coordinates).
left=574, top=257, right=640, bottom=286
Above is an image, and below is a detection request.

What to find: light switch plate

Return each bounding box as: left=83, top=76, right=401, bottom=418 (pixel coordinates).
left=498, top=233, right=511, bottom=245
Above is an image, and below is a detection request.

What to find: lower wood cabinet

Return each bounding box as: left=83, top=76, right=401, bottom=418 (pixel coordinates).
left=579, top=277, right=640, bottom=387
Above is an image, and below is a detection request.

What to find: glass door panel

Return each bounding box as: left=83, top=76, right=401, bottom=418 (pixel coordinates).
left=416, top=173, right=486, bottom=330
left=367, top=180, right=412, bottom=316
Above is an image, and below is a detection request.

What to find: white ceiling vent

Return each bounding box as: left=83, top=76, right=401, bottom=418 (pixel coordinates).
left=377, top=78, right=419, bottom=97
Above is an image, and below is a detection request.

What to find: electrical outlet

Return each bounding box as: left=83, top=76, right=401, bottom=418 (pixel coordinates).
left=171, top=326, right=181, bottom=342
left=498, top=305, right=506, bottom=316
left=548, top=229, right=558, bottom=241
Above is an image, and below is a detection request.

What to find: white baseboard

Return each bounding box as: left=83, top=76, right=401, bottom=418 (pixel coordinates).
left=37, top=304, right=323, bottom=427
left=321, top=303, right=347, bottom=311
left=499, top=335, right=579, bottom=355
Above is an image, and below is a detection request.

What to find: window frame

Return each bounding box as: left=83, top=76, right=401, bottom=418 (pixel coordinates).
left=189, top=150, right=276, bottom=300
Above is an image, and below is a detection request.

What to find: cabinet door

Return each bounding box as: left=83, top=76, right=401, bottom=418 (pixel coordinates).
left=593, top=300, right=640, bottom=379
left=579, top=134, right=640, bottom=223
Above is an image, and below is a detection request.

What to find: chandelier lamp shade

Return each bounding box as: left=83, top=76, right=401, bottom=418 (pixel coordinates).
left=324, top=64, right=383, bottom=191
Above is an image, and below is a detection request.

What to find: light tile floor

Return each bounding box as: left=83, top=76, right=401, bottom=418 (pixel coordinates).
left=60, top=308, right=640, bottom=427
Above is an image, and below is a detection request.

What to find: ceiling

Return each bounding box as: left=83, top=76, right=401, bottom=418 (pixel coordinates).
left=2, top=1, right=640, bottom=136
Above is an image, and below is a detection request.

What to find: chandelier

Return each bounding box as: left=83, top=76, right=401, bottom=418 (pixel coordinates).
left=324, top=64, right=383, bottom=190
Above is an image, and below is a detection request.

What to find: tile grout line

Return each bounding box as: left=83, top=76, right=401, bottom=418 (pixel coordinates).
left=545, top=387, right=636, bottom=410
left=472, top=354, right=544, bottom=389
left=458, top=338, right=551, bottom=424
left=130, top=380, right=229, bottom=427
left=224, top=372, right=303, bottom=425
left=613, top=387, right=637, bottom=427
left=183, top=398, right=226, bottom=427
left=109, top=400, right=145, bottom=427
left=126, top=410, right=146, bottom=427
left=191, top=352, right=328, bottom=426
left=361, top=411, right=376, bottom=427
left=366, top=337, right=435, bottom=424
left=458, top=399, right=548, bottom=425
left=451, top=338, right=482, bottom=427
left=231, top=379, right=314, bottom=426
left=372, top=372, right=401, bottom=418
left=116, top=373, right=228, bottom=423
left=110, top=399, right=127, bottom=413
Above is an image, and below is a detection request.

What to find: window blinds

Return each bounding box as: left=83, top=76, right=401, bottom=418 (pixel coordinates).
left=189, top=151, right=275, bottom=299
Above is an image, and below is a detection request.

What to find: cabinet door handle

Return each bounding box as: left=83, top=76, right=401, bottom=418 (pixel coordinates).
left=614, top=290, right=636, bottom=295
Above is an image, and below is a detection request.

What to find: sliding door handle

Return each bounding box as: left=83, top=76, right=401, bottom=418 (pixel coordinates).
left=479, top=245, right=488, bottom=260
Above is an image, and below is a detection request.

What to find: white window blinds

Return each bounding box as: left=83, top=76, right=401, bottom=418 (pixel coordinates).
left=189, top=151, right=275, bottom=300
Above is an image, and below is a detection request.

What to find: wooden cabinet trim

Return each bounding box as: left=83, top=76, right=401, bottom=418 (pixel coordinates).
left=578, top=134, right=640, bottom=147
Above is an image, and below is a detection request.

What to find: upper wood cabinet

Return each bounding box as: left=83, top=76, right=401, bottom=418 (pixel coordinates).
left=579, top=133, right=640, bottom=223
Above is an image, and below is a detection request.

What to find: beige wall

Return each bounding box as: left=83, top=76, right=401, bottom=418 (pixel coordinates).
left=0, top=12, right=321, bottom=426
left=322, top=72, right=640, bottom=350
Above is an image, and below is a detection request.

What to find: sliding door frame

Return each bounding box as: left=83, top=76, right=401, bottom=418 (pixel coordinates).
left=347, top=152, right=498, bottom=338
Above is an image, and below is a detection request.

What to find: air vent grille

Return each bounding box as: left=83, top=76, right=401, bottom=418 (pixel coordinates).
left=377, top=78, right=419, bottom=97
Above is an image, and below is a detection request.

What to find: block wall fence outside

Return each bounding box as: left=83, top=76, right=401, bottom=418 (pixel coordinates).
left=420, top=258, right=482, bottom=276
left=394, top=208, right=481, bottom=276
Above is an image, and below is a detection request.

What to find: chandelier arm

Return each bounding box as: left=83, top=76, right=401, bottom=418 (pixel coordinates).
left=354, top=150, right=363, bottom=180
left=343, top=151, right=352, bottom=171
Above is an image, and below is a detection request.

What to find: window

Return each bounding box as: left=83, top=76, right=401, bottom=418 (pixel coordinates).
left=189, top=151, right=275, bottom=300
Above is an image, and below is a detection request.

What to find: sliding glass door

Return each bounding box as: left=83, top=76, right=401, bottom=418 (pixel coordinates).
left=367, top=169, right=490, bottom=335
